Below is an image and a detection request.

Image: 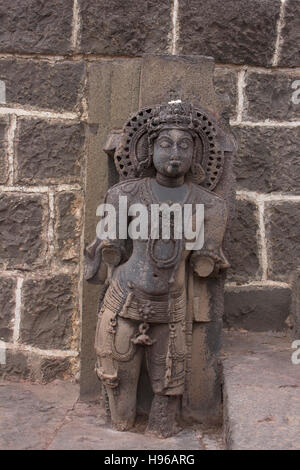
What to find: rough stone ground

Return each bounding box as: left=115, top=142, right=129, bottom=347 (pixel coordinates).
left=222, top=330, right=300, bottom=450
left=0, top=379, right=224, bottom=450
left=2, top=332, right=298, bottom=450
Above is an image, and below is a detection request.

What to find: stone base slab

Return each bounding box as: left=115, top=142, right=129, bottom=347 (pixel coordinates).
left=222, top=330, right=300, bottom=450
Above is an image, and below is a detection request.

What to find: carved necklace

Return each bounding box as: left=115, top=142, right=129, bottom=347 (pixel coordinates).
left=142, top=178, right=192, bottom=273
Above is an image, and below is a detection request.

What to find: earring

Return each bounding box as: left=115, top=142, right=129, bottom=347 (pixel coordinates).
left=190, top=162, right=206, bottom=184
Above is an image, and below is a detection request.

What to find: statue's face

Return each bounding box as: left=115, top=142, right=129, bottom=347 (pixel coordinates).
left=153, top=129, right=194, bottom=178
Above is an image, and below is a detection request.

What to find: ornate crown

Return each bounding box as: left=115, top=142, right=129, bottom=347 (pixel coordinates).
left=147, top=101, right=195, bottom=137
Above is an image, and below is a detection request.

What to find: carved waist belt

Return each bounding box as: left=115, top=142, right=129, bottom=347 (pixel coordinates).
left=103, top=281, right=185, bottom=324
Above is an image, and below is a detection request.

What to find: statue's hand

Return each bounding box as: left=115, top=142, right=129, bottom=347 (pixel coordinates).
left=102, top=246, right=122, bottom=267
left=190, top=253, right=215, bottom=277
left=191, top=249, right=230, bottom=278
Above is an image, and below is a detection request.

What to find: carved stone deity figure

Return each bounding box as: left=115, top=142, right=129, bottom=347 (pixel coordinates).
left=84, top=101, right=233, bottom=438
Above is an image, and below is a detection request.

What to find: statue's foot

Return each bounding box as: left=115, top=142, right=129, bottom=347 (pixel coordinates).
left=145, top=422, right=182, bottom=439
left=112, top=420, right=134, bottom=432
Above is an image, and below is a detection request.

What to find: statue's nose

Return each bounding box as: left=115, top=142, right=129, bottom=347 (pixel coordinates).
left=170, top=146, right=180, bottom=160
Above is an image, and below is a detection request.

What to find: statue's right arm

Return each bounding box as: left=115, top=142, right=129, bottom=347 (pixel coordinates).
left=84, top=185, right=127, bottom=284
left=84, top=237, right=107, bottom=284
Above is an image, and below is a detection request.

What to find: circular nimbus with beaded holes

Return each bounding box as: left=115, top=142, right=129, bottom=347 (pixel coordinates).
left=114, top=101, right=231, bottom=191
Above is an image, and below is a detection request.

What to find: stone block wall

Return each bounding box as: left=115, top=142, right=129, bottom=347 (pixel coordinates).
left=0, top=0, right=299, bottom=381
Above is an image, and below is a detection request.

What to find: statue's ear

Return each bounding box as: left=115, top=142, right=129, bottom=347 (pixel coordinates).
left=147, top=137, right=154, bottom=162
left=188, top=162, right=206, bottom=184
left=186, top=133, right=206, bottom=184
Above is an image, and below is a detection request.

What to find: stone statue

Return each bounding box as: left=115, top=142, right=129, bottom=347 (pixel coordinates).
left=84, top=101, right=234, bottom=437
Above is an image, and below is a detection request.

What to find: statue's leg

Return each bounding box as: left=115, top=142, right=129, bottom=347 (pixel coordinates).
left=146, top=394, right=180, bottom=438
left=104, top=351, right=143, bottom=431
left=145, top=322, right=186, bottom=438
left=95, top=309, right=143, bottom=431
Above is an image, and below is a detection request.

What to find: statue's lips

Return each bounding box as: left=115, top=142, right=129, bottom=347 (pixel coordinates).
left=166, top=161, right=181, bottom=174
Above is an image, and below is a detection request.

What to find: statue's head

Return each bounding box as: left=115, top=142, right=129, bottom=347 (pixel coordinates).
left=148, top=101, right=205, bottom=181
left=152, top=128, right=194, bottom=178
left=113, top=100, right=229, bottom=190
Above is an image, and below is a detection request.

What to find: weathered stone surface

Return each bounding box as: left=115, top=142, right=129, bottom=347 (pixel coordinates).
left=0, top=117, right=8, bottom=184
left=0, top=350, right=73, bottom=384
left=79, top=0, right=172, bottom=55
left=223, top=331, right=300, bottom=450
left=83, top=58, right=183, bottom=400
left=20, top=275, right=77, bottom=350
left=265, top=202, right=300, bottom=281
left=50, top=423, right=203, bottom=451
left=244, top=71, right=300, bottom=121
left=82, top=56, right=234, bottom=420
left=0, top=59, right=84, bottom=112
left=178, top=0, right=281, bottom=66
left=193, top=277, right=226, bottom=323
left=213, top=68, right=238, bottom=120
left=224, top=286, right=291, bottom=331
left=226, top=199, right=261, bottom=283
left=16, top=120, right=84, bottom=184
left=291, top=269, right=300, bottom=340
left=33, top=357, right=71, bottom=383
left=139, top=55, right=222, bottom=114
left=0, top=193, right=47, bottom=269
left=0, top=277, right=16, bottom=342
left=0, top=0, right=73, bottom=54
left=55, top=192, right=83, bottom=263
left=278, top=0, right=300, bottom=67
left=182, top=321, right=223, bottom=426
left=0, top=380, right=79, bottom=450
left=81, top=59, right=142, bottom=399
left=0, top=380, right=224, bottom=450
left=233, top=126, right=300, bottom=194
left=0, top=351, right=30, bottom=380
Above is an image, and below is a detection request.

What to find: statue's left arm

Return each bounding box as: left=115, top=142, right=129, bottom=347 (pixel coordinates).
left=191, top=196, right=230, bottom=278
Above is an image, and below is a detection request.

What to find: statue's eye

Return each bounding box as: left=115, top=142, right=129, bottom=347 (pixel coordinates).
left=159, top=140, right=171, bottom=148
left=179, top=140, right=190, bottom=149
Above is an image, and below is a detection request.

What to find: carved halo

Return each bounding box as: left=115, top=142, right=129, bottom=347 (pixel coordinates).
left=114, top=103, right=226, bottom=191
